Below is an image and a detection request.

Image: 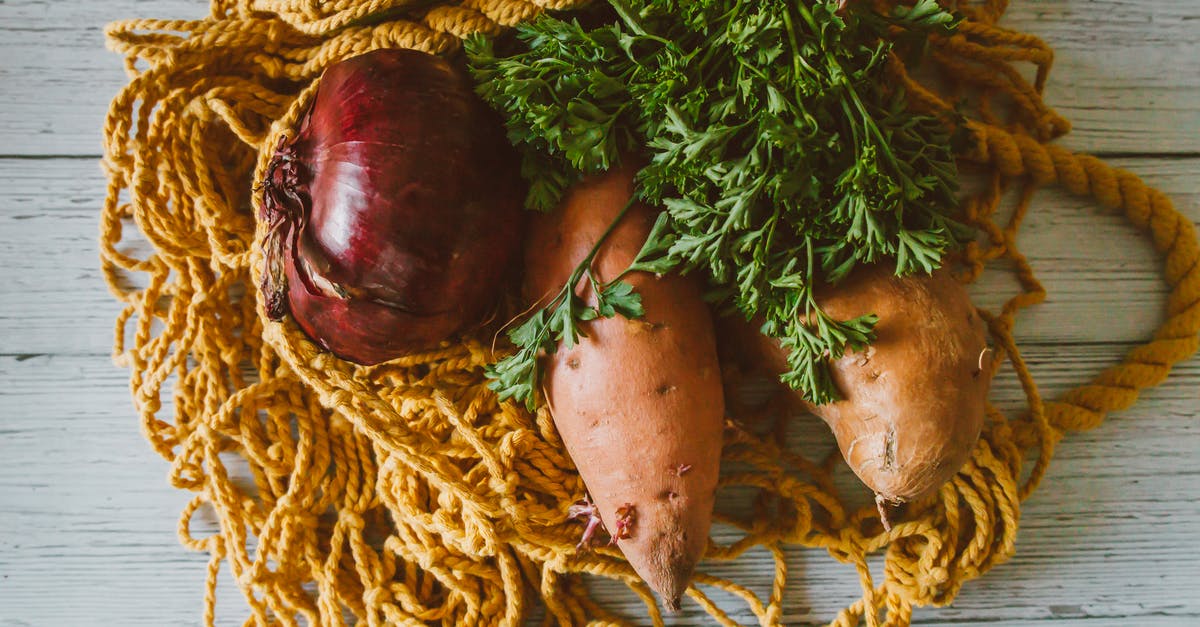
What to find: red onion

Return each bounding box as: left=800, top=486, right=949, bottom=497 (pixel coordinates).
left=259, top=49, right=524, bottom=365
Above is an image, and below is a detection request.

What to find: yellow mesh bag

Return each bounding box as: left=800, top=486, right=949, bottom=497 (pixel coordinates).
left=100, top=0, right=1200, bottom=624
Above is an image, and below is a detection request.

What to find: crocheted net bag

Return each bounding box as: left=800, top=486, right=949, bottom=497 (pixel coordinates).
left=99, top=0, right=1199, bottom=624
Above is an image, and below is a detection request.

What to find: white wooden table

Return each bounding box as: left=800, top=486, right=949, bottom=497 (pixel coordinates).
left=1, top=1, right=1198, bottom=625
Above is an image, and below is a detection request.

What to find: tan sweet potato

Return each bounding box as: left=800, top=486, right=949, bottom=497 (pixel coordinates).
left=525, top=167, right=725, bottom=610
left=725, top=263, right=993, bottom=525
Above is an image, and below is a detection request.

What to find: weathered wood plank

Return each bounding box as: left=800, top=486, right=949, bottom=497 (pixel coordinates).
left=0, top=0, right=1198, bottom=156
left=0, top=0, right=207, bottom=156
left=1, top=156, right=1195, bottom=356
left=0, top=352, right=1196, bottom=625
left=1001, top=1, right=1200, bottom=155
left=0, top=353, right=240, bottom=626
left=1, top=0, right=1198, bottom=625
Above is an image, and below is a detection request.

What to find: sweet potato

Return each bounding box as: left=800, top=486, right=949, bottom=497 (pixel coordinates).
left=725, top=263, right=993, bottom=525
left=525, top=167, right=724, bottom=610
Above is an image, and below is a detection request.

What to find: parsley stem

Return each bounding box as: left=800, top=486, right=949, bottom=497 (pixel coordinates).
left=781, top=7, right=807, bottom=88
left=580, top=193, right=638, bottom=277
left=607, top=0, right=649, bottom=37
left=554, top=192, right=640, bottom=303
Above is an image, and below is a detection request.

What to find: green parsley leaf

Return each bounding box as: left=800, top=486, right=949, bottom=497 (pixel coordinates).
left=469, top=0, right=971, bottom=406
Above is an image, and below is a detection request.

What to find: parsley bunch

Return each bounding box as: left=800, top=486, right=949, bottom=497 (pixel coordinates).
left=468, top=0, right=968, bottom=407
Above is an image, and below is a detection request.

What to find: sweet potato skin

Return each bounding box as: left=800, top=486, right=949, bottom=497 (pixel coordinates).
left=525, top=167, right=724, bottom=610
left=727, top=263, right=992, bottom=505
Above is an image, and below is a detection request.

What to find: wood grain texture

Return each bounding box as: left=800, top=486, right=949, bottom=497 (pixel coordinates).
left=1, top=1, right=1197, bottom=156
left=0, top=0, right=207, bottom=157
left=1000, top=0, right=1200, bottom=155
left=0, top=351, right=1196, bottom=625
left=0, top=157, right=1194, bottom=356
left=0, top=0, right=1197, bottom=625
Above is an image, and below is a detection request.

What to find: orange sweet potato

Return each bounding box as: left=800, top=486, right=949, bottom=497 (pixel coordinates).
left=525, top=167, right=725, bottom=610
left=725, top=263, right=993, bottom=525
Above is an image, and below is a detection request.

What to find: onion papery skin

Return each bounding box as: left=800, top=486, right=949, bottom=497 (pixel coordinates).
left=260, top=49, right=525, bottom=365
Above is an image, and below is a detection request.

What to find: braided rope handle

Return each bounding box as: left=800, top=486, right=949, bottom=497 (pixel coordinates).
left=972, top=121, right=1200, bottom=433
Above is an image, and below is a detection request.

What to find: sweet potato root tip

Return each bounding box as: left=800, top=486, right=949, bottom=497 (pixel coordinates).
left=638, top=524, right=694, bottom=613
left=876, top=494, right=893, bottom=532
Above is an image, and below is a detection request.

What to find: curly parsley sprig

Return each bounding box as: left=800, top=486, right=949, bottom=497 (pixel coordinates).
left=468, top=0, right=968, bottom=407
left=486, top=204, right=676, bottom=410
